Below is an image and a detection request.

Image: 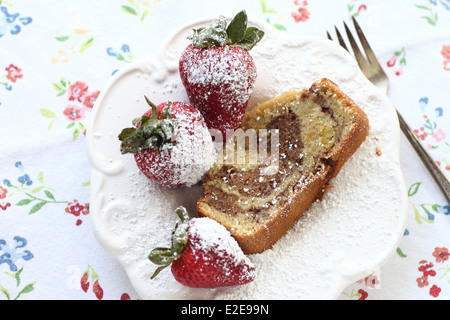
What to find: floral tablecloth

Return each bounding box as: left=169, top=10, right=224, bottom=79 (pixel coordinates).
left=1, top=0, right=449, bottom=301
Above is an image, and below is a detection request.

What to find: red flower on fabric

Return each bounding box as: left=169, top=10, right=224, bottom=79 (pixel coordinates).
left=82, top=90, right=100, bottom=108
left=120, top=293, right=131, bottom=300
left=63, top=104, right=86, bottom=121
left=65, top=200, right=85, bottom=217
left=430, top=285, right=441, bottom=298
left=358, top=289, right=368, bottom=300
left=93, top=280, right=104, bottom=300
left=387, top=55, right=396, bottom=67
left=81, top=272, right=90, bottom=292
left=358, top=4, right=367, bottom=13
left=5, top=64, right=23, bottom=83
left=65, top=200, right=89, bottom=225
left=414, top=128, right=427, bottom=141
left=418, top=261, right=436, bottom=277
left=81, top=265, right=103, bottom=299
left=432, top=247, right=450, bottom=263
left=67, top=81, right=89, bottom=102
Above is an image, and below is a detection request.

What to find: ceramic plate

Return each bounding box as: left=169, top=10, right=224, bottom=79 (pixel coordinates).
left=86, top=16, right=408, bottom=300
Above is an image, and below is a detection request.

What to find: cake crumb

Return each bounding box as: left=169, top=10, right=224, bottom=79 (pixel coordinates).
left=376, top=146, right=382, bottom=156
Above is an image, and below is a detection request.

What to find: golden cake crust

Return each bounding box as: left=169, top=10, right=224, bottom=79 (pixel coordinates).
left=197, top=78, right=370, bottom=254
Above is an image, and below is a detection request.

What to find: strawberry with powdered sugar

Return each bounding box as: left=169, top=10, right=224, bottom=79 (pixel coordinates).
left=179, top=10, right=264, bottom=138
left=148, top=207, right=256, bottom=288
left=118, top=97, right=216, bottom=188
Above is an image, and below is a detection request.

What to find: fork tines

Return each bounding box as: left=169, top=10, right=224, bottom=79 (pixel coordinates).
left=327, top=16, right=381, bottom=71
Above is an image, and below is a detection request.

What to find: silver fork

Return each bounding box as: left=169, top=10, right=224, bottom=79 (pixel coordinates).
left=327, top=16, right=450, bottom=203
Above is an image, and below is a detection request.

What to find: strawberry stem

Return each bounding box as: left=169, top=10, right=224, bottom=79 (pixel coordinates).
left=148, top=207, right=190, bottom=279
left=189, top=10, right=264, bottom=51
left=118, top=97, right=177, bottom=154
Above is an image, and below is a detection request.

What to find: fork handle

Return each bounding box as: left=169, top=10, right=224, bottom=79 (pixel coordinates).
left=397, top=111, right=450, bottom=203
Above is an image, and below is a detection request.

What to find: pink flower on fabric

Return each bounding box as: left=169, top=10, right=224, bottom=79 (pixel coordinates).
left=441, top=45, right=450, bottom=70
left=416, top=275, right=429, bottom=288
left=364, top=275, right=380, bottom=288
left=63, top=104, right=86, bottom=121
left=5, top=64, right=23, bottom=83
left=67, top=81, right=89, bottom=102
left=291, top=7, right=310, bottom=22
left=395, top=64, right=404, bottom=76
left=82, top=90, right=100, bottom=108
left=444, top=60, right=450, bottom=71
left=432, top=247, right=450, bottom=263
left=0, top=186, right=7, bottom=199
left=441, top=45, right=450, bottom=60
left=432, top=128, right=446, bottom=142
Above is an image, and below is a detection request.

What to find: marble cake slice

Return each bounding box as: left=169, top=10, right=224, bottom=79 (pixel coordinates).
left=197, top=78, right=370, bottom=254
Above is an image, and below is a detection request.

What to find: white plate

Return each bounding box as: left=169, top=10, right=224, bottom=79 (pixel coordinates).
left=86, top=16, right=408, bottom=300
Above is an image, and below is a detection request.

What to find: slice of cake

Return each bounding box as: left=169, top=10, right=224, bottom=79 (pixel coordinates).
left=197, top=78, right=370, bottom=254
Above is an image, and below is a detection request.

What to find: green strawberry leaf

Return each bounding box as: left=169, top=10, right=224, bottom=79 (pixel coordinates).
left=148, top=207, right=190, bottom=280
left=189, top=10, right=264, bottom=50
left=118, top=97, right=177, bottom=154
left=226, top=10, right=247, bottom=44
left=236, top=27, right=265, bottom=51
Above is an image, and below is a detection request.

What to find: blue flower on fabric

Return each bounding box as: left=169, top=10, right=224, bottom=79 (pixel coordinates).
left=438, top=205, right=450, bottom=215
left=15, top=161, right=24, bottom=170
left=121, top=44, right=130, bottom=53
left=17, top=174, right=32, bottom=186
left=106, top=47, right=119, bottom=58
left=430, top=0, right=450, bottom=9
left=0, top=236, right=34, bottom=272
left=419, top=97, right=428, bottom=113
left=107, top=44, right=132, bottom=60
left=107, top=44, right=132, bottom=75
left=0, top=6, right=32, bottom=38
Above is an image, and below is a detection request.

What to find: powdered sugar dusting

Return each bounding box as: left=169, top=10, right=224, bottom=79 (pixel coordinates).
left=188, top=218, right=256, bottom=285
left=189, top=217, right=253, bottom=269
left=169, top=110, right=217, bottom=187
left=135, top=103, right=217, bottom=187
left=182, top=46, right=256, bottom=106
left=179, top=45, right=257, bottom=131
left=88, top=17, right=408, bottom=300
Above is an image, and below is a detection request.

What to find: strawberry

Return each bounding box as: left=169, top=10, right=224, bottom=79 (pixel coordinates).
left=179, top=10, right=264, bottom=138
left=118, top=96, right=216, bottom=188
left=148, top=207, right=256, bottom=288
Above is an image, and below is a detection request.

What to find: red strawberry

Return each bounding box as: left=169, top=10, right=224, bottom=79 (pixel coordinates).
left=118, top=97, right=216, bottom=188
left=148, top=207, right=256, bottom=288
left=179, top=10, right=264, bottom=138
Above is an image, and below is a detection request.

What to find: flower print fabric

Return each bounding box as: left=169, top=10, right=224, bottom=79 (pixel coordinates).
left=0, top=6, right=32, bottom=38
left=5, top=64, right=23, bottom=82
left=1, top=0, right=450, bottom=301
left=441, top=45, right=450, bottom=70
left=67, top=81, right=99, bottom=109
left=0, top=236, right=34, bottom=272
